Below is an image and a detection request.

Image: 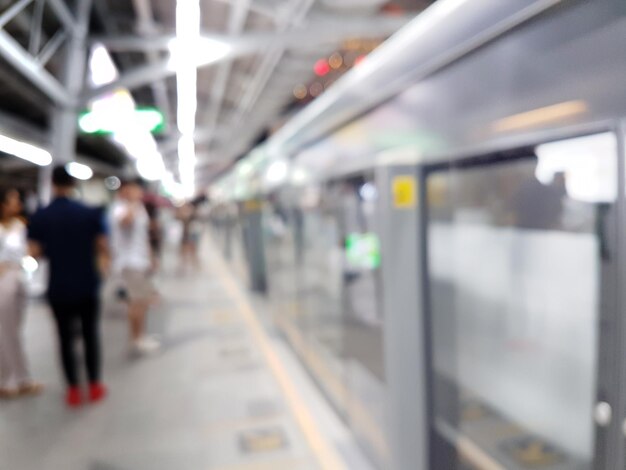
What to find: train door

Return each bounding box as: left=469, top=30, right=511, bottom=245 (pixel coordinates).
left=423, top=132, right=623, bottom=470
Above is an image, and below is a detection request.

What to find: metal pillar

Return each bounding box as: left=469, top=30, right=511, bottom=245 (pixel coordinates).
left=42, top=0, right=93, bottom=204
left=377, top=164, right=429, bottom=470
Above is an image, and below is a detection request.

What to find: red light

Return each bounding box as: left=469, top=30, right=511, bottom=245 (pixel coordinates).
left=354, top=55, right=366, bottom=66
left=314, top=59, right=330, bottom=76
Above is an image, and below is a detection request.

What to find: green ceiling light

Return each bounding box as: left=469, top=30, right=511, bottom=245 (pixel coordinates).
left=78, top=107, right=165, bottom=135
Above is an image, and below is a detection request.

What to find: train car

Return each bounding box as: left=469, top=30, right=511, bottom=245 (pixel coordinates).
left=215, top=0, right=626, bottom=468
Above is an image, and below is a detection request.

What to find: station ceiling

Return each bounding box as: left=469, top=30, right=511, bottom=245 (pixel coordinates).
left=0, top=0, right=434, bottom=188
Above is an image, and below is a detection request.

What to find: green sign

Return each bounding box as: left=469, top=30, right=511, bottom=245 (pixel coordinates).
left=78, top=107, right=165, bottom=135
left=345, top=232, right=381, bottom=270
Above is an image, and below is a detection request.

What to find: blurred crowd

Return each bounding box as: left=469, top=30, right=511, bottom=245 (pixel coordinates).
left=0, top=165, right=208, bottom=407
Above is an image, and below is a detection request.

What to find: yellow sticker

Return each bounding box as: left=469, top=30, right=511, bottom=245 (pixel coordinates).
left=243, top=199, right=263, bottom=212
left=392, top=175, right=417, bottom=209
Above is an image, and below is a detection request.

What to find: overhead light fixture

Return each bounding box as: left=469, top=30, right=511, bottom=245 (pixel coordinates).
left=178, top=135, right=196, bottom=197
left=136, top=153, right=166, bottom=181
left=265, top=160, right=289, bottom=185
left=66, top=162, right=93, bottom=180
left=0, top=135, right=52, bottom=166
left=162, top=171, right=187, bottom=201
left=175, top=0, right=201, bottom=197
left=167, top=36, right=231, bottom=70
left=175, top=0, right=200, bottom=136
left=492, top=100, right=587, bottom=133
left=87, top=45, right=167, bottom=183
left=89, top=44, right=118, bottom=86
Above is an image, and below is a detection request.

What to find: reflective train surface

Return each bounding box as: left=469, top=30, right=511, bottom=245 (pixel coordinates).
left=210, top=0, right=626, bottom=468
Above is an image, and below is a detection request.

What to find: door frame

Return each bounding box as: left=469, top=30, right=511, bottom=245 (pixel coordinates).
left=418, top=124, right=625, bottom=469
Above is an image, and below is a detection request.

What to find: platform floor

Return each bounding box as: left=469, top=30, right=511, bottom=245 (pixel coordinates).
left=0, top=238, right=371, bottom=470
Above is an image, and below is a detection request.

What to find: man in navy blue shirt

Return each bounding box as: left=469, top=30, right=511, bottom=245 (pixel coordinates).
left=28, top=166, right=109, bottom=407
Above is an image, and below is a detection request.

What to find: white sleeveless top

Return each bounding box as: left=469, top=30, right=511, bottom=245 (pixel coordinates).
left=0, top=219, right=26, bottom=267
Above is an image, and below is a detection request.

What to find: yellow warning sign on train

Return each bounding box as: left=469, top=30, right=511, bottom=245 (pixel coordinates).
left=392, top=175, right=417, bottom=209
left=243, top=199, right=263, bottom=213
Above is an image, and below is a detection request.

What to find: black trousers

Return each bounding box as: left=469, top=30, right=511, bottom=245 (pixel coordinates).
left=49, top=297, right=101, bottom=387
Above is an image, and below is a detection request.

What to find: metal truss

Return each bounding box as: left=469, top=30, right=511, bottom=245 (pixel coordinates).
left=85, top=13, right=411, bottom=103
left=0, top=0, right=86, bottom=105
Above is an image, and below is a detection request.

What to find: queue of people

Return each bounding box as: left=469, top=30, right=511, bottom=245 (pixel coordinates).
left=0, top=165, right=195, bottom=408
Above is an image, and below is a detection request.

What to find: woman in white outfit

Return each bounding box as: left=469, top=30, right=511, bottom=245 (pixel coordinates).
left=0, top=189, right=42, bottom=398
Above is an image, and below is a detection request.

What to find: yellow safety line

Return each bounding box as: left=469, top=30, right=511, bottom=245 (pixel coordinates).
left=278, top=315, right=391, bottom=460
left=458, top=436, right=507, bottom=470
left=212, top=250, right=348, bottom=470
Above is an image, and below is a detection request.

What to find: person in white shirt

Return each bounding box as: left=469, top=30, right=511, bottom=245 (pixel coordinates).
left=0, top=189, right=42, bottom=398
left=109, top=178, right=160, bottom=355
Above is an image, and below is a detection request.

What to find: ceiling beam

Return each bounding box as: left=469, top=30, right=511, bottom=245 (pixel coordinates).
left=0, top=0, right=33, bottom=28
left=47, top=0, right=78, bottom=34
left=226, top=0, right=316, bottom=163
left=90, top=14, right=412, bottom=53
left=132, top=0, right=173, bottom=132
left=0, top=108, right=46, bottom=144
left=0, top=28, right=70, bottom=105
left=203, top=0, right=251, bottom=138
left=85, top=14, right=410, bottom=104
left=212, top=0, right=277, bottom=21
left=158, top=126, right=230, bottom=155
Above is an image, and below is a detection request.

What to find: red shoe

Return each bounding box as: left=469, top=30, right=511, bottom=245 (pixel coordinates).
left=89, top=383, right=107, bottom=403
left=66, top=387, right=82, bottom=407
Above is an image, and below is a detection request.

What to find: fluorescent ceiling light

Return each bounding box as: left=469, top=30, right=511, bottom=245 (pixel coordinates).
left=66, top=162, right=93, bottom=180
left=175, top=0, right=201, bottom=197
left=0, top=135, right=52, bottom=166
left=175, top=0, right=200, bottom=136
left=136, top=153, right=166, bottom=181
left=162, top=171, right=187, bottom=201
left=266, top=160, right=289, bottom=185
left=89, top=44, right=118, bottom=86
left=492, top=101, right=587, bottom=133
left=168, top=37, right=231, bottom=70
left=178, top=135, right=196, bottom=197
left=87, top=46, right=167, bottom=184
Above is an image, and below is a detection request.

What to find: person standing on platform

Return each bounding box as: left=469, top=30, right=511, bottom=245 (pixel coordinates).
left=177, top=201, right=202, bottom=274
left=109, top=178, right=160, bottom=355
left=0, top=189, right=43, bottom=399
left=144, top=199, right=163, bottom=274
left=28, top=166, right=108, bottom=407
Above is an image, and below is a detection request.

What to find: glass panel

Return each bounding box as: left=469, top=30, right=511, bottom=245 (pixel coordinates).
left=265, top=176, right=390, bottom=466
left=336, top=175, right=389, bottom=466
left=298, top=184, right=349, bottom=411
left=426, top=133, right=617, bottom=470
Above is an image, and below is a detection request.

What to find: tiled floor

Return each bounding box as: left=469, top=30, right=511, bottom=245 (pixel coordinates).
left=0, top=239, right=369, bottom=470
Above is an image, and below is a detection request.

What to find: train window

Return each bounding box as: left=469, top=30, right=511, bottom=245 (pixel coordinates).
left=426, top=132, right=617, bottom=470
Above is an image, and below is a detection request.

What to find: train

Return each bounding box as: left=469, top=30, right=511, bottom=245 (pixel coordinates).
left=210, top=0, right=626, bottom=468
